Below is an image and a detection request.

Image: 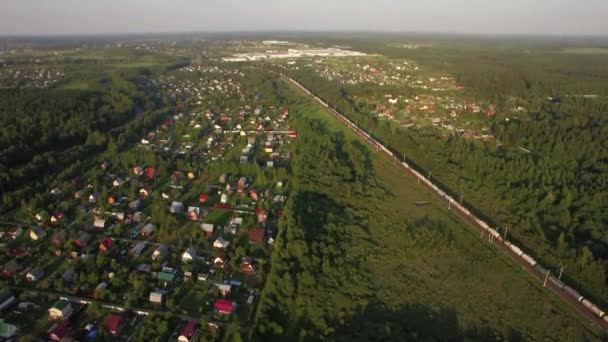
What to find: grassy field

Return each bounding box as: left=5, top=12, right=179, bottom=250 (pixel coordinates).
left=276, top=78, right=605, bottom=340
left=561, top=48, right=608, bottom=54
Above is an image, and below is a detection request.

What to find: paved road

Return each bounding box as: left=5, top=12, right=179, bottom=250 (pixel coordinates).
left=283, top=75, right=608, bottom=333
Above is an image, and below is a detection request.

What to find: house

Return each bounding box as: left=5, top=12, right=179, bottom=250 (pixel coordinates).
left=139, top=187, right=150, bottom=197
left=240, top=257, right=255, bottom=275
left=74, top=233, right=93, bottom=248
left=198, top=193, right=209, bottom=203
left=197, top=272, right=209, bottom=282
left=99, top=238, right=113, bottom=252
left=157, top=271, right=176, bottom=283
left=152, top=244, right=169, bottom=261
left=170, top=201, right=184, bottom=213
left=100, top=160, right=111, bottom=170
left=62, top=268, right=77, bottom=283
left=249, top=189, right=258, bottom=201
left=237, top=177, right=247, bottom=191
left=137, top=264, right=152, bottom=273
left=249, top=228, right=265, bottom=243
left=217, top=284, right=231, bottom=296
left=30, top=226, right=46, bottom=240
left=141, top=223, right=155, bottom=236
left=146, top=167, right=156, bottom=179
left=220, top=193, right=228, bottom=204
left=48, top=300, right=73, bottom=320
left=129, top=199, right=141, bottom=210
left=182, top=247, right=196, bottom=263
left=149, top=291, right=165, bottom=305
left=133, top=166, right=144, bottom=177
left=2, top=260, right=23, bottom=277
left=178, top=320, right=200, bottom=342
left=93, top=218, right=106, bottom=229
left=214, top=253, right=227, bottom=268
left=107, top=195, right=118, bottom=205
left=51, top=230, right=67, bottom=245
left=0, top=289, right=15, bottom=311
left=26, top=266, right=45, bottom=282
left=201, top=223, right=214, bottom=237
left=219, top=173, right=228, bottom=184
left=187, top=206, right=200, bottom=221
left=257, top=210, right=268, bottom=223
left=0, top=320, right=18, bottom=339
left=113, top=177, right=126, bottom=187
left=7, top=227, right=22, bottom=239
left=48, top=320, right=70, bottom=341
left=214, top=299, right=236, bottom=314
left=213, top=236, right=230, bottom=249
left=104, top=314, right=122, bottom=335
left=130, top=242, right=146, bottom=257
left=51, top=211, right=64, bottom=223
left=89, top=192, right=100, bottom=203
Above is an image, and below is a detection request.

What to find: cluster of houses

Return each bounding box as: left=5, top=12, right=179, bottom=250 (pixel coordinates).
left=0, top=65, right=65, bottom=88
left=0, top=59, right=294, bottom=340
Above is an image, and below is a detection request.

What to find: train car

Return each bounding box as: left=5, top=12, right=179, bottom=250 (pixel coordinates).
left=547, top=275, right=565, bottom=289
left=563, top=286, right=583, bottom=302
left=521, top=253, right=537, bottom=267
left=603, top=315, right=608, bottom=323
left=508, top=244, right=523, bottom=256
left=401, top=162, right=410, bottom=169
left=436, top=189, right=447, bottom=198
left=488, top=228, right=501, bottom=239
left=589, top=304, right=605, bottom=318
left=534, top=264, right=549, bottom=276
left=582, top=299, right=594, bottom=310
left=445, top=196, right=454, bottom=203
left=477, top=220, right=490, bottom=231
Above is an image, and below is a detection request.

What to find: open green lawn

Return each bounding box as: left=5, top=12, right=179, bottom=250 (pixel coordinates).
left=561, top=48, right=608, bottom=55
left=178, top=289, right=211, bottom=314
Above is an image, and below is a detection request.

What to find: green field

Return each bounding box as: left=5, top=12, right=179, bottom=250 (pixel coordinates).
left=561, top=48, right=608, bottom=54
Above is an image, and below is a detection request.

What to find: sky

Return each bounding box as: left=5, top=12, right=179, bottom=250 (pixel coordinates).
left=1, top=0, right=607, bottom=36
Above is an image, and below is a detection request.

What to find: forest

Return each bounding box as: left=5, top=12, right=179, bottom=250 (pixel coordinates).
left=280, top=43, right=608, bottom=307
left=251, top=80, right=602, bottom=341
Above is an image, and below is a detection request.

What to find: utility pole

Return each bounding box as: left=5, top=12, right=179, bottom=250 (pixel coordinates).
left=543, top=269, right=550, bottom=287
left=448, top=200, right=451, bottom=210
left=559, top=266, right=564, bottom=280
left=460, top=194, right=463, bottom=204
left=503, top=227, right=509, bottom=241
left=428, top=171, right=431, bottom=180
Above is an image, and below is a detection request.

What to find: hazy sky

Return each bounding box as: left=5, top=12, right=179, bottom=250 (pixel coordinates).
left=1, top=0, right=607, bottom=36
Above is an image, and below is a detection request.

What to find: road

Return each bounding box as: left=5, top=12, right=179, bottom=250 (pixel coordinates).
left=283, top=75, right=608, bottom=333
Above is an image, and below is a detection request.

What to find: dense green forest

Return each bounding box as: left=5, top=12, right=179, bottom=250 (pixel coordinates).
left=0, top=68, right=166, bottom=214
left=280, top=49, right=608, bottom=306
left=252, top=80, right=602, bottom=341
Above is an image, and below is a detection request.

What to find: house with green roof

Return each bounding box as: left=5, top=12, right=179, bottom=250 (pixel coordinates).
left=48, top=299, right=73, bottom=320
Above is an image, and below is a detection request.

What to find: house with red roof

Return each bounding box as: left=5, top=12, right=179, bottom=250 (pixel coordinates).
left=198, top=193, right=209, bottom=203
left=99, top=238, right=113, bottom=252
left=178, top=319, right=200, bottom=342
left=146, top=167, right=156, bottom=179
left=249, top=228, right=265, bottom=243
left=214, top=299, right=236, bottom=315
left=104, top=314, right=122, bottom=335
left=48, top=320, right=70, bottom=341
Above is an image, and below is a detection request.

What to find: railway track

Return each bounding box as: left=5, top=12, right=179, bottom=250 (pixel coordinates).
left=283, top=74, right=608, bottom=333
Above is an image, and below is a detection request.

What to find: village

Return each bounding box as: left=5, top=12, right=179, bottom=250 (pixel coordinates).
left=0, top=63, right=65, bottom=88
left=0, top=61, right=296, bottom=340
left=270, top=55, right=531, bottom=140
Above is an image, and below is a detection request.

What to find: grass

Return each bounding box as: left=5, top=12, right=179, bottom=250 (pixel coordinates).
left=281, top=78, right=605, bottom=340
left=561, top=48, right=608, bottom=55
left=178, top=289, right=210, bottom=314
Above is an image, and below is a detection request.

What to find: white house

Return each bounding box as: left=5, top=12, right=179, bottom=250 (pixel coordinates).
left=181, top=247, right=196, bottom=263
left=213, top=237, right=230, bottom=249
